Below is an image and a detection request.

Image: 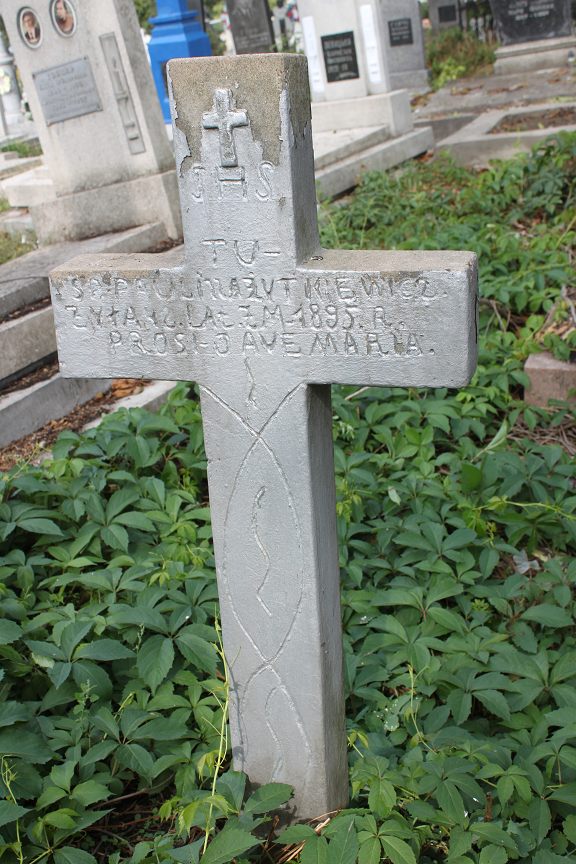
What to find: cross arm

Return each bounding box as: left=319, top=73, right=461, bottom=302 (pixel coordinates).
left=50, top=247, right=478, bottom=389
left=295, top=248, right=478, bottom=388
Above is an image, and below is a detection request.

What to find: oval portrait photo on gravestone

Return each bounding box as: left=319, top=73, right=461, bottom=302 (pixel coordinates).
left=17, top=7, right=43, bottom=48
left=50, top=0, right=76, bottom=37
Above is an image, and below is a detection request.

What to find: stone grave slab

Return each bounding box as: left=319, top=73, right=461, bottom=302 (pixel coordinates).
left=1, top=0, right=181, bottom=243
left=0, top=223, right=167, bottom=320
left=49, top=55, right=478, bottom=820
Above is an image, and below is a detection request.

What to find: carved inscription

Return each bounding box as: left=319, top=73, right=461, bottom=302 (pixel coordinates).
left=53, top=255, right=449, bottom=363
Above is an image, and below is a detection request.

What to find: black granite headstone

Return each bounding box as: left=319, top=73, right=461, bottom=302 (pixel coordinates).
left=439, top=4, right=458, bottom=23
left=186, top=0, right=205, bottom=29
left=227, top=0, right=274, bottom=54
left=489, top=0, right=572, bottom=46
left=321, top=31, right=360, bottom=81
left=388, top=18, right=414, bottom=46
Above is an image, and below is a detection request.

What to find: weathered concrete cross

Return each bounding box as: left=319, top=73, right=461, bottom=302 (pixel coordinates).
left=50, top=55, right=478, bottom=821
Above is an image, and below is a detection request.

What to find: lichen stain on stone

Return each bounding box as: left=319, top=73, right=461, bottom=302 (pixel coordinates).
left=168, top=55, right=311, bottom=167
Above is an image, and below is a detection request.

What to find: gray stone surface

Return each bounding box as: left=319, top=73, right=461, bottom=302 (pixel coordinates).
left=413, top=68, right=576, bottom=122
left=0, top=373, right=110, bottom=448
left=437, top=100, right=576, bottom=167
left=525, top=351, right=576, bottom=408
left=313, top=125, right=391, bottom=171
left=1, top=0, right=181, bottom=240
left=311, top=90, right=414, bottom=137
left=299, top=0, right=390, bottom=100
left=428, top=0, right=459, bottom=32
left=494, top=35, right=576, bottom=75
left=315, top=126, right=434, bottom=198
left=0, top=222, right=168, bottom=319
left=0, top=305, right=55, bottom=382
left=30, top=170, right=181, bottom=245
left=49, top=55, right=478, bottom=819
left=414, top=113, right=476, bottom=142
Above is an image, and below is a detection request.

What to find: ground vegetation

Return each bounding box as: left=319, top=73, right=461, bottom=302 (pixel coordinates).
left=425, top=28, right=496, bottom=89
left=2, top=135, right=576, bottom=864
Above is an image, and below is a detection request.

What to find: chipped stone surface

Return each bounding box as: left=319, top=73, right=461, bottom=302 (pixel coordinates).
left=50, top=55, right=478, bottom=820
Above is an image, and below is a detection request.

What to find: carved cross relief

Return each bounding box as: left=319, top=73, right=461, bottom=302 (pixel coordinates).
left=50, top=55, right=478, bottom=821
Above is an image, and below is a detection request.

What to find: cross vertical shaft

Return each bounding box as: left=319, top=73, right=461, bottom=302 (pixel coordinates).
left=200, top=379, right=347, bottom=818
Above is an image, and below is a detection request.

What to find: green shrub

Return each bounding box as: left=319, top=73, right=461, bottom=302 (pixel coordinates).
left=426, top=27, right=496, bottom=88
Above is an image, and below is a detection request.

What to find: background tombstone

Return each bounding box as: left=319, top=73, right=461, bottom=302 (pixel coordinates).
left=49, top=53, right=478, bottom=819
left=1, top=0, right=182, bottom=244
left=148, top=0, right=211, bottom=125
left=227, top=0, right=275, bottom=54
left=378, top=0, right=429, bottom=91
left=429, top=0, right=461, bottom=32
left=490, top=0, right=576, bottom=74
left=298, top=0, right=432, bottom=184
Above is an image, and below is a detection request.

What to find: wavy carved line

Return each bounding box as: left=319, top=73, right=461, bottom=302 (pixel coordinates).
left=252, top=486, right=273, bottom=618
left=201, top=383, right=304, bottom=664
left=200, top=383, right=313, bottom=780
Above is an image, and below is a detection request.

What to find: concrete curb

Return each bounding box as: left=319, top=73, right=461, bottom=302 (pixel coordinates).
left=437, top=101, right=576, bottom=168
left=315, top=126, right=434, bottom=199
left=0, top=374, right=111, bottom=448
left=414, top=113, right=476, bottom=143
left=0, top=221, right=168, bottom=319
left=0, top=305, right=55, bottom=383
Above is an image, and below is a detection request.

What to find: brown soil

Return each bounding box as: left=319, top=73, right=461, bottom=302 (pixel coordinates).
left=0, top=378, right=152, bottom=473
left=491, top=106, right=576, bottom=134
left=146, top=237, right=183, bottom=254
left=0, top=356, right=59, bottom=397
left=0, top=295, right=51, bottom=326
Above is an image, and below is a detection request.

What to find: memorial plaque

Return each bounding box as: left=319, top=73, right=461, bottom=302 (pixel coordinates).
left=33, top=57, right=102, bottom=125
left=227, top=0, right=274, bottom=54
left=388, top=18, right=414, bottom=46
left=321, top=31, right=360, bottom=82
left=439, top=4, right=458, bottom=23
left=489, top=0, right=572, bottom=46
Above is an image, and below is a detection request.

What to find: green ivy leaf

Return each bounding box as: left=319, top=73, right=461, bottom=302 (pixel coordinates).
left=0, top=800, right=30, bottom=829
left=200, top=827, right=256, bottom=864
left=243, top=783, right=293, bottom=816
left=380, top=836, right=416, bottom=864
left=137, top=635, right=175, bottom=694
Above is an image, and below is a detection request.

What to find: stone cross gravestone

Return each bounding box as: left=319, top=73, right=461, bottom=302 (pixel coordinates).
left=49, top=55, right=478, bottom=820
left=1, top=0, right=181, bottom=244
